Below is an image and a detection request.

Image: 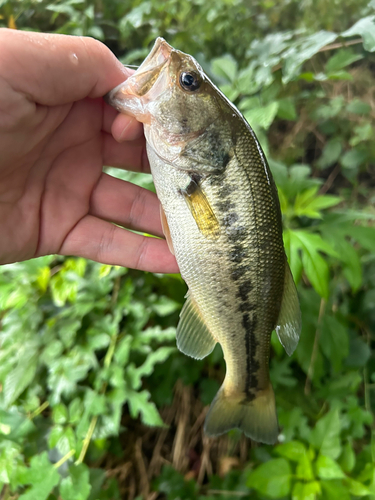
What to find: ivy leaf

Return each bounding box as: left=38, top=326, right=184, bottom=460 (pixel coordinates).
left=3, top=346, right=38, bottom=407
left=244, top=102, right=279, bottom=130
left=60, top=464, right=91, bottom=500
left=17, top=452, right=60, bottom=500
left=342, top=16, right=375, bottom=52
left=211, top=56, right=238, bottom=83
left=247, top=458, right=291, bottom=498
left=127, top=390, right=164, bottom=427
left=283, top=31, right=337, bottom=82
left=52, top=403, right=69, bottom=425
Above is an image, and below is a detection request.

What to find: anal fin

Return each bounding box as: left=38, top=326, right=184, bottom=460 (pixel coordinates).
left=176, top=291, right=217, bottom=359
left=275, top=260, right=302, bottom=356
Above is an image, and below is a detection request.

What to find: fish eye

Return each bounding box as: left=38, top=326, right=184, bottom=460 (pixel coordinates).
left=179, top=71, right=201, bottom=92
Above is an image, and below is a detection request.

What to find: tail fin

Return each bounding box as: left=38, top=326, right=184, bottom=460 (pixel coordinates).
left=204, top=383, right=278, bottom=444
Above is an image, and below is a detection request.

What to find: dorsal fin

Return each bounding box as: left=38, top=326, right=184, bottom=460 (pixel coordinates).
left=176, top=291, right=217, bottom=359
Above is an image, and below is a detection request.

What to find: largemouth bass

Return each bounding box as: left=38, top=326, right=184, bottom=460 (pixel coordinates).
left=106, top=38, right=301, bottom=444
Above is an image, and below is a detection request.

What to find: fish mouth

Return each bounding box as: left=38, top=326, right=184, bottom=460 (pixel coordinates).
left=105, top=38, right=173, bottom=122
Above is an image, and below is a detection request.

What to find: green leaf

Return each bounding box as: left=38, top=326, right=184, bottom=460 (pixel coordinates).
left=300, top=242, right=328, bottom=297
left=292, top=481, right=321, bottom=500
left=151, top=296, right=181, bottom=317
left=130, top=347, right=175, bottom=389
left=309, top=408, right=341, bottom=459
left=283, top=31, right=337, bottom=81
left=17, top=452, right=60, bottom=500
left=294, top=186, right=341, bottom=218
left=60, top=464, right=91, bottom=500
left=321, top=480, right=351, bottom=500
left=345, top=337, right=371, bottom=368
left=341, top=148, right=367, bottom=170
left=350, top=225, right=375, bottom=251
left=277, top=98, right=297, bottom=121
left=275, top=440, right=306, bottom=462
left=344, top=478, right=371, bottom=496
left=350, top=123, right=373, bottom=146
left=315, top=454, right=345, bottom=479
left=52, top=403, right=69, bottom=425
left=3, top=347, right=38, bottom=406
left=346, top=99, right=371, bottom=114
left=325, top=49, right=363, bottom=72
left=291, top=230, right=339, bottom=298
left=319, top=315, right=349, bottom=372
left=211, top=56, right=238, bottom=83
left=48, top=425, right=64, bottom=449
left=339, top=441, right=356, bottom=473
left=342, top=16, right=375, bottom=52
left=127, top=390, right=164, bottom=427
left=316, top=139, right=342, bottom=169
left=326, top=70, right=353, bottom=81
left=121, top=2, right=151, bottom=29
left=244, top=102, right=279, bottom=130
left=284, top=230, right=303, bottom=283
left=69, top=398, right=83, bottom=424
left=296, top=454, right=314, bottom=481
left=247, top=458, right=291, bottom=498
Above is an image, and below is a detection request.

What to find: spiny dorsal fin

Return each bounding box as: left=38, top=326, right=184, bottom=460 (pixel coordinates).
left=275, top=260, right=302, bottom=356
left=181, top=178, right=220, bottom=239
left=176, top=291, right=217, bottom=359
left=160, top=205, right=175, bottom=255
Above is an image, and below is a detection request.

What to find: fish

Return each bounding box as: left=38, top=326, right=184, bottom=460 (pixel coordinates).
left=106, top=38, right=301, bottom=444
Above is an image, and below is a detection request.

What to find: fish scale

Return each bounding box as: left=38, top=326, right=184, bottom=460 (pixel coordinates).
left=106, top=37, right=301, bottom=444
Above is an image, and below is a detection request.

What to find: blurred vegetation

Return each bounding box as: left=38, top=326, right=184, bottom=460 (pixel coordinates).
left=1, top=0, right=375, bottom=499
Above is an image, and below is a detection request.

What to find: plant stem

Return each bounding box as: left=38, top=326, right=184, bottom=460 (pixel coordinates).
left=28, top=401, right=49, bottom=420
left=54, top=449, right=76, bottom=469
left=76, top=416, right=98, bottom=465
left=305, top=298, right=326, bottom=394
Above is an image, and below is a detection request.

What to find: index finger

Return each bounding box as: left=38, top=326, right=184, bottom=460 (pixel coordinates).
left=0, top=28, right=128, bottom=105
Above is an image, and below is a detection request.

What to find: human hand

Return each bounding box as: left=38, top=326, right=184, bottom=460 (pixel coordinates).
left=0, top=29, right=178, bottom=273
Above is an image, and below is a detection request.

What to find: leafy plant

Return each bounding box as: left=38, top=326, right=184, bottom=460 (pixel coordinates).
left=0, top=1, right=375, bottom=499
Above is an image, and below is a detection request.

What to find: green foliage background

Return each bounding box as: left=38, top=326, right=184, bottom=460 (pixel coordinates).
left=1, top=0, right=375, bottom=499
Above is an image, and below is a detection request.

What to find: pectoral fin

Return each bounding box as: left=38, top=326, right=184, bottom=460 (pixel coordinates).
left=275, top=261, right=302, bottom=356
left=177, top=291, right=217, bottom=359
left=181, top=178, right=220, bottom=239
left=160, top=205, right=175, bottom=255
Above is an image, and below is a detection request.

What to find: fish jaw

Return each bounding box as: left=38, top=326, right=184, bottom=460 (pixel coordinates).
left=104, top=38, right=173, bottom=123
